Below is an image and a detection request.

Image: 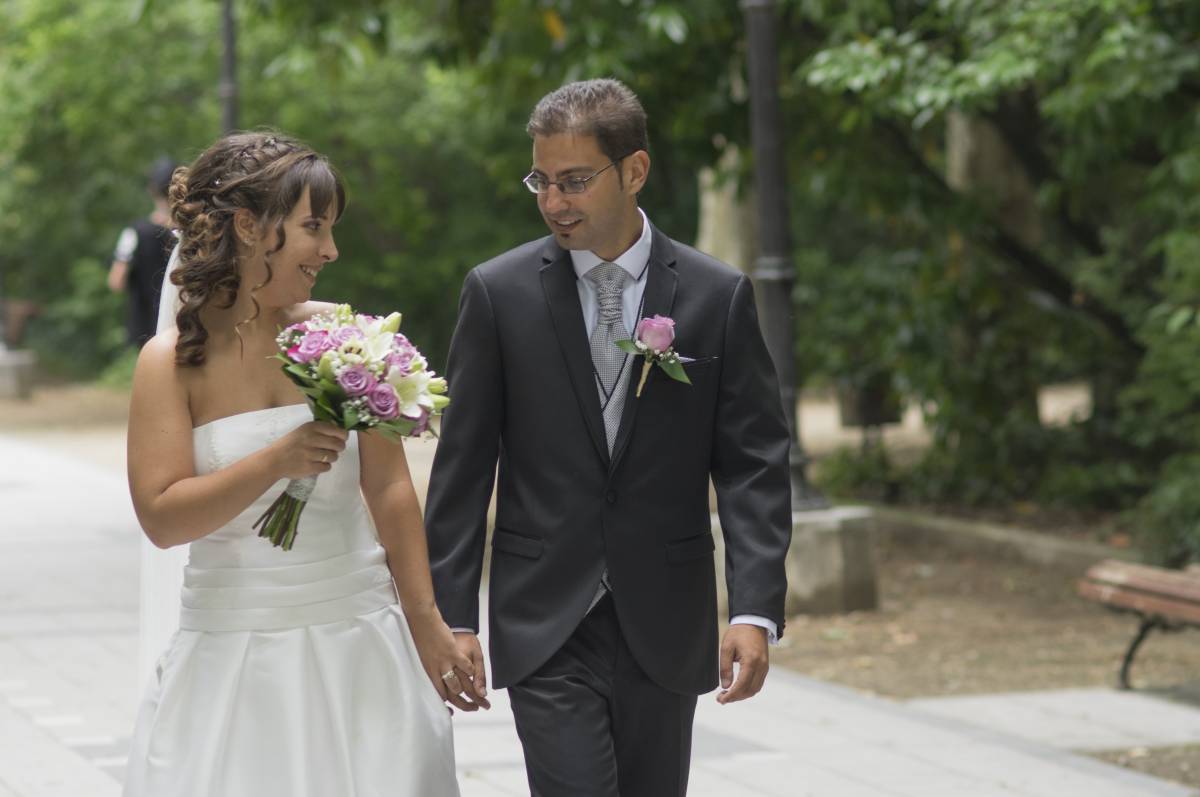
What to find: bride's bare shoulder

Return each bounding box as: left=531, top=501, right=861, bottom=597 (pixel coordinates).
left=132, top=329, right=192, bottom=399
left=136, top=328, right=186, bottom=370
left=142, top=326, right=179, bottom=353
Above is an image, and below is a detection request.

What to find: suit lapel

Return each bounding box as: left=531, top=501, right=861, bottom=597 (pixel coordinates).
left=540, top=243, right=611, bottom=466
left=609, top=230, right=678, bottom=473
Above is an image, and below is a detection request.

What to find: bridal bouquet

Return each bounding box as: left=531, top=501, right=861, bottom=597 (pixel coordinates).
left=253, top=304, right=449, bottom=550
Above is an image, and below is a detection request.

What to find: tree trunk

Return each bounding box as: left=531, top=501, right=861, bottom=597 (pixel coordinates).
left=695, top=146, right=757, bottom=274
left=945, top=112, right=1043, bottom=438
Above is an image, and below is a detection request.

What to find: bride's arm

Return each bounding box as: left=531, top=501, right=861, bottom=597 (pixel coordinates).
left=127, top=334, right=346, bottom=548
left=358, top=432, right=489, bottom=712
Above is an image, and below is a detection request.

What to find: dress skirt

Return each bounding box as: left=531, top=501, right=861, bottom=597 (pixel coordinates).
left=123, top=548, right=459, bottom=797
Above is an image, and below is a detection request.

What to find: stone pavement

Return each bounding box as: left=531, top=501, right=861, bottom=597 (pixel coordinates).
left=2, top=430, right=1198, bottom=796
left=910, top=688, right=1200, bottom=753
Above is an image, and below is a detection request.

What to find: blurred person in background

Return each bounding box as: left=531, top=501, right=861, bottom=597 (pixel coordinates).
left=109, top=156, right=177, bottom=348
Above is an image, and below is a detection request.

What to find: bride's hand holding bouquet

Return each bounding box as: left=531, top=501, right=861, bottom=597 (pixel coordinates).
left=267, top=421, right=349, bottom=480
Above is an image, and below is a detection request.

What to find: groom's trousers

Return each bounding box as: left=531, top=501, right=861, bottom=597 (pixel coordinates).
left=507, top=594, right=698, bottom=797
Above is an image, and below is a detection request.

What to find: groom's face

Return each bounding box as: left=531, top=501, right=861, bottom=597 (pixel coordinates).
left=531, top=133, right=636, bottom=260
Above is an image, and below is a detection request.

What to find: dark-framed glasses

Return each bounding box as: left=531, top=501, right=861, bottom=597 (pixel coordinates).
left=523, top=158, right=623, bottom=195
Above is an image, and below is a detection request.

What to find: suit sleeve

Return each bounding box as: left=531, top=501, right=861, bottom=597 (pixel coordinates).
left=710, top=274, right=793, bottom=638
left=424, top=268, right=503, bottom=631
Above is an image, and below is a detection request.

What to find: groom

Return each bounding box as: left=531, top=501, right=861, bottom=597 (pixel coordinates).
left=425, top=79, right=792, bottom=796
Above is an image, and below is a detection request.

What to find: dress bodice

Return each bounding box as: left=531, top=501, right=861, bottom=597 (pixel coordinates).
left=188, top=404, right=379, bottom=569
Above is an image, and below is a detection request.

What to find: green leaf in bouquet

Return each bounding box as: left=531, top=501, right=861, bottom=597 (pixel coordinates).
left=285, top=363, right=313, bottom=382
left=615, top=339, right=640, bottom=355
left=344, top=406, right=360, bottom=428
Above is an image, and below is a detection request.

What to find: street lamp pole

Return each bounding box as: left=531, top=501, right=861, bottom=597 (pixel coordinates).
left=741, top=0, right=827, bottom=510
left=219, top=0, right=239, bottom=133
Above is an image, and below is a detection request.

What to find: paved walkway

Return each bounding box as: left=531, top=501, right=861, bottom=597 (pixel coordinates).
left=1, top=430, right=1197, bottom=796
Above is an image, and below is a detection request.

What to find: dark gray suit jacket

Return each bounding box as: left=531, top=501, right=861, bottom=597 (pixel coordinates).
left=425, top=224, right=792, bottom=695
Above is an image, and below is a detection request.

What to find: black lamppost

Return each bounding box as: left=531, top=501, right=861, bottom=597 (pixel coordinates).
left=219, top=0, right=238, bottom=132
left=742, top=0, right=827, bottom=511
left=0, top=260, right=7, bottom=351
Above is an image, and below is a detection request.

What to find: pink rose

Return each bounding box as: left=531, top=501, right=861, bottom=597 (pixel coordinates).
left=366, top=383, right=400, bottom=420
left=330, top=326, right=361, bottom=347
left=336, top=364, right=376, bottom=397
left=636, top=315, right=675, bottom=353
left=410, top=407, right=431, bottom=437
left=290, top=330, right=333, bottom=363
left=386, top=336, right=418, bottom=374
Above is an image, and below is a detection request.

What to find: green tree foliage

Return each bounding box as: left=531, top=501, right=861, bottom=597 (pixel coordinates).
left=0, top=0, right=542, bottom=372
left=4, top=0, right=1200, bottom=558
left=795, top=0, right=1200, bottom=558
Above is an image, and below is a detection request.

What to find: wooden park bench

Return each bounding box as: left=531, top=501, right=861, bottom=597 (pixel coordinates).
left=1077, top=559, right=1200, bottom=689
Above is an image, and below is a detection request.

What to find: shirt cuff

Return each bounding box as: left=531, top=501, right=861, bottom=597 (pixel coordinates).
left=730, top=614, right=778, bottom=645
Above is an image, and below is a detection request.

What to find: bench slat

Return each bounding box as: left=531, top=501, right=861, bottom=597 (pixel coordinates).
left=1077, top=580, right=1200, bottom=626
left=1083, top=560, right=1200, bottom=604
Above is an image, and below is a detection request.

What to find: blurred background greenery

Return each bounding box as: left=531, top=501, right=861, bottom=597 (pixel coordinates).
left=3, top=0, right=1200, bottom=562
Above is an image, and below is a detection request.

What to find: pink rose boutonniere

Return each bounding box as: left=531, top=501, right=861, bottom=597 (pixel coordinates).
left=616, top=315, right=692, bottom=397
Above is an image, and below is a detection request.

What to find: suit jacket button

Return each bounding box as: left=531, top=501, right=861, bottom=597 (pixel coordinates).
left=605, top=490, right=617, bottom=504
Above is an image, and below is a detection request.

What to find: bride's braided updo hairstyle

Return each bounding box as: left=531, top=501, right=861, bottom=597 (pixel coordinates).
left=167, top=131, right=345, bottom=366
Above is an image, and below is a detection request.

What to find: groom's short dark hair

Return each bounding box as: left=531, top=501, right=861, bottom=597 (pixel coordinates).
left=527, top=79, right=649, bottom=167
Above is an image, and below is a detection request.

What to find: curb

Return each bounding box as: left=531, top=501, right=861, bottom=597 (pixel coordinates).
left=868, top=505, right=1142, bottom=573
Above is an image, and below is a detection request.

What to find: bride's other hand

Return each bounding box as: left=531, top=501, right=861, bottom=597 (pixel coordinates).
left=268, top=421, right=348, bottom=480
left=358, top=431, right=491, bottom=711
left=407, top=610, right=492, bottom=712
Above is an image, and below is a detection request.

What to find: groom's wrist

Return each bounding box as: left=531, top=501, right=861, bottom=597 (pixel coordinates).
left=729, top=614, right=778, bottom=645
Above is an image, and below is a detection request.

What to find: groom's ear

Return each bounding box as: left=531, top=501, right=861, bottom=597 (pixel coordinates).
left=624, top=150, right=650, bottom=196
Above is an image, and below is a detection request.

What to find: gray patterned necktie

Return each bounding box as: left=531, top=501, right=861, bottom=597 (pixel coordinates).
left=586, top=262, right=630, bottom=453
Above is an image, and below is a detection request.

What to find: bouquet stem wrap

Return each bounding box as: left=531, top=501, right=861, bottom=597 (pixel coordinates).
left=252, top=476, right=317, bottom=551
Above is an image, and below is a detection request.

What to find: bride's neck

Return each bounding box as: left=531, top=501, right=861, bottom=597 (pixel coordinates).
left=201, top=294, right=287, bottom=348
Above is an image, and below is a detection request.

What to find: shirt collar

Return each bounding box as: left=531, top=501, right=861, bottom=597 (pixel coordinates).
left=570, top=208, right=653, bottom=282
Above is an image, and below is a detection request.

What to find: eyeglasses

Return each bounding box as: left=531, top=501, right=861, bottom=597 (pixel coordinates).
left=523, top=158, right=623, bottom=195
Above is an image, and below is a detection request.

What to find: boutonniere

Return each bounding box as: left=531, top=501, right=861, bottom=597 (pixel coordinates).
left=616, top=315, right=692, bottom=397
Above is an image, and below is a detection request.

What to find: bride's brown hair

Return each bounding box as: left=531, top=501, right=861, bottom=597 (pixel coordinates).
left=168, top=131, right=345, bottom=366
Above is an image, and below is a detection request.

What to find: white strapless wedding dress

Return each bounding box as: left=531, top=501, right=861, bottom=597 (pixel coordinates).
left=123, top=404, right=459, bottom=797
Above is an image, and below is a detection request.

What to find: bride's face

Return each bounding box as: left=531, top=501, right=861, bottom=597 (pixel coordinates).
left=242, top=187, right=339, bottom=307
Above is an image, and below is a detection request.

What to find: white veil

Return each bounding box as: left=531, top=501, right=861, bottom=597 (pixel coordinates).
left=138, top=244, right=188, bottom=690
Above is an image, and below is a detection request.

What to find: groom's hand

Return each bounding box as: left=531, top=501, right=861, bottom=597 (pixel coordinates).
left=454, top=632, right=490, bottom=705
left=717, top=624, right=769, bottom=705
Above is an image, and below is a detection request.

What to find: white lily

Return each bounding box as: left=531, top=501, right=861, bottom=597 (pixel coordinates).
left=387, top=368, right=435, bottom=420
left=362, top=331, right=395, bottom=362
left=356, top=311, right=402, bottom=339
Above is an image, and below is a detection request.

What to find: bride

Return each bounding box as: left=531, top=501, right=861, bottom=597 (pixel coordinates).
left=123, top=131, right=485, bottom=796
